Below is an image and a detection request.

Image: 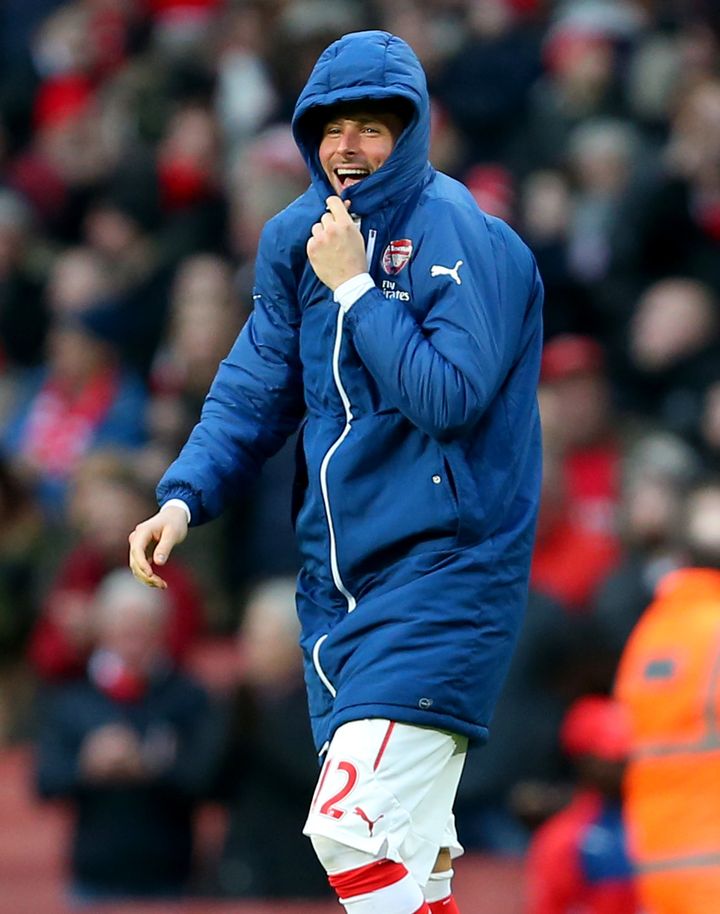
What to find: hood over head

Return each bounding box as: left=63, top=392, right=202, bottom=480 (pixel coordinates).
left=292, top=30, right=431, bottom=216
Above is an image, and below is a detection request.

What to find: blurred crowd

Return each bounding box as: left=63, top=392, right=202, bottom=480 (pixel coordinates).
left=1, top=0, right=720, bottom=905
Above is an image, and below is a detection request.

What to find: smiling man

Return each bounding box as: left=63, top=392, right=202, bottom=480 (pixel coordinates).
left=129, top=30, right=543, bottom=914
left=318, top=103, right=406, bottom=194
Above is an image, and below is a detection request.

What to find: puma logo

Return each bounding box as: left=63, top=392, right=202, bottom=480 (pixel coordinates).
left=430, top=259, right=464, bottom=285
left=353, top=807, right=384, bottom=836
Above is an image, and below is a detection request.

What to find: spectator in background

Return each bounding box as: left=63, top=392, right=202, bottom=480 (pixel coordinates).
left=0, top=188, right=46, bottom=368
left=147, top=254, right=254, bottom=624
left=525, top=4, right=641, bottom=172
left=35, top=569, right=223, bottom=901
left=0, top=457, right=45, bottom=742
left=619, top=277, right=720, bottom=439
left=531, top=447, right=620, bottom=613
left=212, top=2, right=278, bottom=159
left=226, top=123, right=308, bottom=261
left=150, top=253, right=245, bottom=435
left=564, top=118, right=640, bottom=333
left=455, top=589, right=589, bottom=855
left=592, top=432, right=699, bottom=669
left=0, top=306, right=147, bottom=518
left=29, top=452, right=203, bottom=681
left=615, top=479, right=720, bottom=914
left=525, top=695, right=639, bottom=914
left=532, top=335, right=622, bottom=611
left=432, top=0, right=542, bottom=168
left=518, top=169, right=588, bottom=340
left=539, top=335, right=621, bottom=537
left=214, top=578, right=330, bottom=899
left=7, top=70, right=113, bottom=241
left=698, top=379, right=720, bottom=470
left=45, top=245, right=112, bottom=319
left=615, top=78, right=720, bottom=292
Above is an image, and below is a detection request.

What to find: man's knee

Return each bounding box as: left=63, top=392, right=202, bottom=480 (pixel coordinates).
left=433, top=848, right=452, bottom=873
left=310, top=833, right=378, bottom=875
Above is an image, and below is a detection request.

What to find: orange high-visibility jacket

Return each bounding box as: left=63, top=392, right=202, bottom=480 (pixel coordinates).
left=615, top=568, right=720, bottom=911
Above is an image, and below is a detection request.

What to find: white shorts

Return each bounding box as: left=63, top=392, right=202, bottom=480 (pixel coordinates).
left=303, top=719, right=467, bottom=887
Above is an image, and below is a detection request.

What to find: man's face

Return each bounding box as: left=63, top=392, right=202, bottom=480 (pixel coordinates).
left=319, top=109, right=404, bottom=195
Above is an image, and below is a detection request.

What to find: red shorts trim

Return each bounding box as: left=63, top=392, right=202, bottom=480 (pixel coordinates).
left=373, top=720, right=396, bottom=771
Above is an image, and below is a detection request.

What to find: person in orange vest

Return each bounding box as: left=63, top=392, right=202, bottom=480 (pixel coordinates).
left=615, top=479, right=720, bottom=914
left=525, top=695, right=640, bottom=914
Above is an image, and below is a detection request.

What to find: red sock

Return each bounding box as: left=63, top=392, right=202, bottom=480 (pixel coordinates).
left=429, top=896, right=461, bottom=913
left=413, top=905, right=432, bottom=914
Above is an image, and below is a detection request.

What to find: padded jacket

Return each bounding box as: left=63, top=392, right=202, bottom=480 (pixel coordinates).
left=157, top=31, right=543, bottom=751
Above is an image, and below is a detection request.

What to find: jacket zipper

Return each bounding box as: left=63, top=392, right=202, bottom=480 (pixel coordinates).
left=317, top=227, right=377, bottom=615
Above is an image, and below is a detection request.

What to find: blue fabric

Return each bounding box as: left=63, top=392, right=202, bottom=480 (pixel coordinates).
left=157, top=31, right=543, bottom=751
left=579, top=802, right=635, bottom=884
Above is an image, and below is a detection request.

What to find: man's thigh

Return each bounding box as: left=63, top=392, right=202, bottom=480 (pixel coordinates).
left=304, top=719, right=467, bottom=886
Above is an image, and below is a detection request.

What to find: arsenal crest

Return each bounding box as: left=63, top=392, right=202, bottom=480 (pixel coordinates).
left=382, top=239, right=413, bottom=275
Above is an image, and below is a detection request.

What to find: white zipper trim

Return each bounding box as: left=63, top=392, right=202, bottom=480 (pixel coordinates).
left=319, top=306, right=357, bottom=612
left=312, top=634, right=337, bottom=697
left=366, top=228, right=377, bottom=269
left=313, top=220, right=377, bottom=616
left=317, top=226, right=377, bottom=614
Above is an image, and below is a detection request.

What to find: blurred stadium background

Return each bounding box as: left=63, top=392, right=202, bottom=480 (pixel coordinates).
left=1, top=0, right=720, bottom=911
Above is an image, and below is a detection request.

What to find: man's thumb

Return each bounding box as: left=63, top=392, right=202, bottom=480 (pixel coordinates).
left=153, top=531, right=175, bottom=565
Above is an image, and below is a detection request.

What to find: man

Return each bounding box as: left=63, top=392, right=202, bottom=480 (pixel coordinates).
left=615, top=480, right=720, bottom=914
left=35, top=570, right=223, bottom=901
left=130, top=30, right=543, bottom=914
left=526, top=696, right=639, bottom=914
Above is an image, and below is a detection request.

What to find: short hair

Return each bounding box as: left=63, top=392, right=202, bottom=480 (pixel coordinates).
left=94, top=569, right=169, bottom=628
left=307, top=96, right=414, bottom=141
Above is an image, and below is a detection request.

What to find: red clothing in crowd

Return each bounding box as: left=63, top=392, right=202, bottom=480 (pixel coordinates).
left=29, top=545, right=204, bottom=681
left=526, top=789, right=639, bottom=914
left=564, top=439, right=621, bottom=537
left=531, top=514, right=620, bottom=612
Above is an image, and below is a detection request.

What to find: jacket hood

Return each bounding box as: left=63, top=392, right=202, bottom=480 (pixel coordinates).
left=292, top=30, right=431, bottom=216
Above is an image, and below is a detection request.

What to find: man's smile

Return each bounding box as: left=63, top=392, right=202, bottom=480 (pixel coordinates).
left=333, top=165, right=371, bottom=190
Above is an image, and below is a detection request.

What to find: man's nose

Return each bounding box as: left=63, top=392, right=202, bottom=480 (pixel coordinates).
left=336, top=128, right=359, bottom=154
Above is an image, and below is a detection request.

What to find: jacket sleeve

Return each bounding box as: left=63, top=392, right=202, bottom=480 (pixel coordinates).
left=156, top=220, right=305, bottom=524
left=344, top=205, right=543, bottom=442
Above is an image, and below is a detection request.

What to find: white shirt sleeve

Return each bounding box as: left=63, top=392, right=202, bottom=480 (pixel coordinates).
left=333, top=272, right=375, bottom=313
left=161, top=498, right=191, bottom=525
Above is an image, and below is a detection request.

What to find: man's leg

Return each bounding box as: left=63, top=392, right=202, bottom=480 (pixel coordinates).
left=425, top=848, right=461, bottom=913
left=313, top=838, right=431, bottom=914
left=304, top=720, right=467, bottom=914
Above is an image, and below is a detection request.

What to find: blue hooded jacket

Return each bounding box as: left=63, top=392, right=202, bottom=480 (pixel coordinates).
left=157, top=31, right=543, bottom=752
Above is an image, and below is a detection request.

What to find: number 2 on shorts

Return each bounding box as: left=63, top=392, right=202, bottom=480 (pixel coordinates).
left=312, top=758, right=359, bottom=820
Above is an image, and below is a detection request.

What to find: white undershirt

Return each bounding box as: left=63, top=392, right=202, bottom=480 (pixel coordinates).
left=333, top=272, right=375, bottom=313
left=161, top=498, right=191, bottom=525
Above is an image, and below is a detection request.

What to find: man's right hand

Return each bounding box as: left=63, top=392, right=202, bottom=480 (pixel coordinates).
left=128, top=506, right=188, bottom=589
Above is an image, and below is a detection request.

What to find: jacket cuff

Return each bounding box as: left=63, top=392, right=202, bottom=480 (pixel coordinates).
left=157, top=484, right=203, bottom=526
left=333, top=272, right=375, bottom=312
left=342, top=286, right=388, bottom=329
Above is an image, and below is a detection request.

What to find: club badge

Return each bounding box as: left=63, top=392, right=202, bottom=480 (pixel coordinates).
left=382, top=239, right=413, bottom=275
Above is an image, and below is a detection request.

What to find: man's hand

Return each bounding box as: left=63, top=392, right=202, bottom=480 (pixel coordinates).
left=80, top=724, right=145, bottom=783
left=307, top=196, right=367, bottom=291
left=128, top=506, right=188, bottom=589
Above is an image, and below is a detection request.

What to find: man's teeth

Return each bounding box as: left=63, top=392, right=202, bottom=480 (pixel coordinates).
left=337, top=169, right=369, bottom=179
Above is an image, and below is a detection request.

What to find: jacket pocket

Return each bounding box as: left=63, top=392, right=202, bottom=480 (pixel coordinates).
left=441, top=443, right=481, bottom=543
